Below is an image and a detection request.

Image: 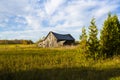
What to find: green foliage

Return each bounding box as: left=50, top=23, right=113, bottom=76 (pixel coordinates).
left=21, top=40, right=33, bottom=44
left=88, top=18, right=99, bottom=59
left=100, top=13, right=120, bottom=57
left=80, top=26, right=87, bottom=41
left=79, top=27, right=88, bottom=53
left=0, top=40, right=33, bottom=45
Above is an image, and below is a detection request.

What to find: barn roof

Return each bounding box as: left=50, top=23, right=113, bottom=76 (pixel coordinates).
left=51, top=32, right=75, bottom=41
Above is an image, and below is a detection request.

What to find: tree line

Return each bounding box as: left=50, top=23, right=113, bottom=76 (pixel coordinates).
left=79, top=13, right=120, bottom=58
left=0, top=40, right=33, bottom=45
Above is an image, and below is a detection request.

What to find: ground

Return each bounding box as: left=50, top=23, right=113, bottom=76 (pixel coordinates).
left=0, top=44, right=120, bottom=80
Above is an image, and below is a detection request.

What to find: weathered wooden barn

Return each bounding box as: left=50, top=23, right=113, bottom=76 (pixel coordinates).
left=38, top=31, right=75, bottom=47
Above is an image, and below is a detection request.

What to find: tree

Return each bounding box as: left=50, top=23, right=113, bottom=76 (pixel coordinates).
left=100, top=13, right=120, bottom=57
left=36, top=36, right=45, bottom=44
left=88, top=18, right=99, bottom=59
left=80, top=26, right=87, bottom=41
left=79, top=26, right=88, bottom=53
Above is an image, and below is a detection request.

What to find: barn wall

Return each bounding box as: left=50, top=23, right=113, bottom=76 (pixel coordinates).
left=38, top=42, right=43, bottom=47
left=42, top=32, right=58, bottom=47
left=58, top=41, right=65, bottom=46
left=38, top=32, right=75, bottom=47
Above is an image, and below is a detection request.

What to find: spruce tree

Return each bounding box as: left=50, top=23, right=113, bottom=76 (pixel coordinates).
left=88, top=18, right=99, bottom=58
left=79, top=27, right=88, bottom=53
left=100, top=13, right=120, bottom=57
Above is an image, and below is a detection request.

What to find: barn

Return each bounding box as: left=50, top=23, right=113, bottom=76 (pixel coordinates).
left=38, top=31, right=75, bottom=47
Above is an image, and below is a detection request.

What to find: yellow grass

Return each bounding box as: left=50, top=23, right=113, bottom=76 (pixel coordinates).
left=0, top=44, right=120, bottom=80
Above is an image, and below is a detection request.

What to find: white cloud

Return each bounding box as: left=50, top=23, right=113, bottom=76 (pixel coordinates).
left=45, top=0, right=65, bottom=15
left=0, top=0, right=120, bottom=41
left=25, top=15, right=41, bottom=30
left=0, top=0, right=29, bottom=15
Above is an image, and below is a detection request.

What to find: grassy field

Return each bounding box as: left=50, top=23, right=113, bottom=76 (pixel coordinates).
left=0, top=45, right=120, bottom=80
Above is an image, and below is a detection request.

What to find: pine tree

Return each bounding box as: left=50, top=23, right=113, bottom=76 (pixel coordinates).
left=100, top=13, right=120, bottom=57
left=79, top=26, right=88, bottom=53
left=88, top=18, right=99, bottom=58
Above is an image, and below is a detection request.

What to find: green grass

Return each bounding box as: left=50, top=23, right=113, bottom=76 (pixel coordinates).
left=0, top=45, right=120, bottom=80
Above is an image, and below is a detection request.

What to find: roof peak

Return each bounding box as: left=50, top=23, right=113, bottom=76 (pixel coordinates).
left=50, top=31, right=70, bottom=35
left=49, top=31, right=75, bottom=41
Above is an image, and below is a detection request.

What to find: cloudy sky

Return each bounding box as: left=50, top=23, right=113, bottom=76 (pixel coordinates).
left=0, top=0, right=120, bottom=42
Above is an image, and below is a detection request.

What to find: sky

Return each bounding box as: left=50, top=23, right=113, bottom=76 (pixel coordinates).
left=0, top=0, right=120, bottom=42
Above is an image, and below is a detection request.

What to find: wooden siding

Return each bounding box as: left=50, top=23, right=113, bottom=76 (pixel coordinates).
left=38, top=32, right=75, bottom=47
left=38, top=32, right=58, bottom=47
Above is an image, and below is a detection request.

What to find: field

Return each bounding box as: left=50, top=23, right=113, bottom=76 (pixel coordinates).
left=0, top=45, right=120, bottom=80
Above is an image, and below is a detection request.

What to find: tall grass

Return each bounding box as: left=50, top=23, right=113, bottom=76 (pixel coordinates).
left=0, top=45, right=120, bottom=80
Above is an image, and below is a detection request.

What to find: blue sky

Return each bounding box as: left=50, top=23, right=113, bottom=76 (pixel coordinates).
left=0, top=0, right=120, bottom=42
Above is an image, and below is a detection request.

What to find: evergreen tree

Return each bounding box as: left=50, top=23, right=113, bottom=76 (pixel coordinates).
left=79, top=27, right=88, bottom=53
left=100, top=13, right=120, bottom=57
left=88, top=18, right=99, bottom=58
